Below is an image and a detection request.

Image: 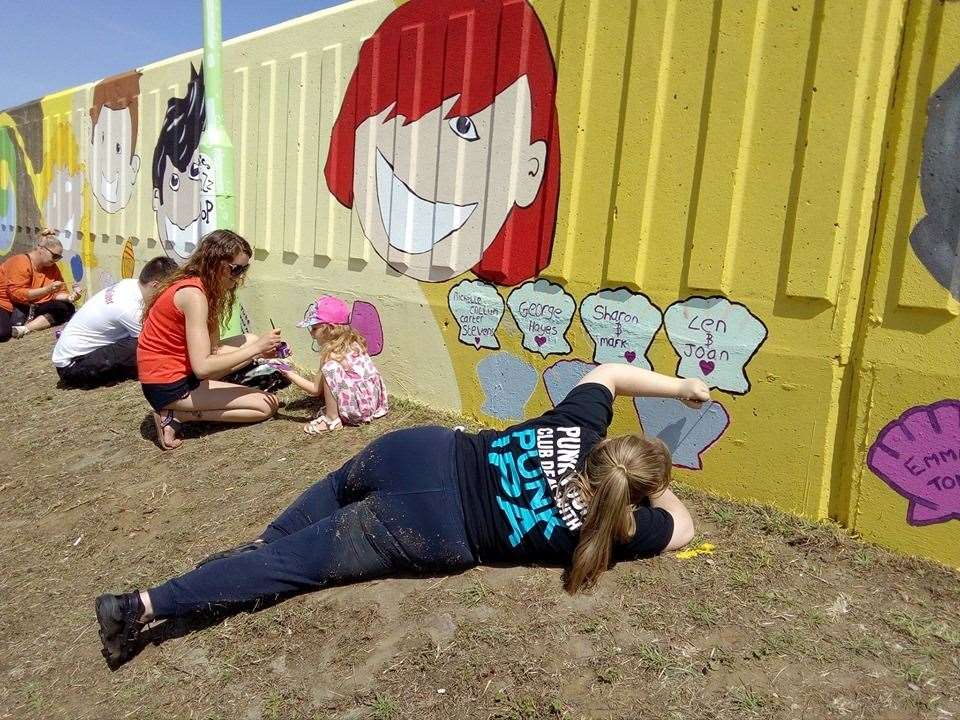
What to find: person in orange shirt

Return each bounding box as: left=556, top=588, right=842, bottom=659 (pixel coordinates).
left=0, top=229, right=82, bottom=342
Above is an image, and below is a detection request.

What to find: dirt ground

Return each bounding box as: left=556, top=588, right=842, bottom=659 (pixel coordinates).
left=0, top=331, right=958, bottom=720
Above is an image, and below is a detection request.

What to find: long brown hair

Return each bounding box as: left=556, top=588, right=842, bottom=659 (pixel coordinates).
left=313, top=323, right=368, bottom=365
left=564, top=434, right=673, bottom=594
left=143, top=230, right=252, bottom=336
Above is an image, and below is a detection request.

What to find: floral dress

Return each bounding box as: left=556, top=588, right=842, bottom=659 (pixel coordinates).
left=320, top=349, right=389, bottom=425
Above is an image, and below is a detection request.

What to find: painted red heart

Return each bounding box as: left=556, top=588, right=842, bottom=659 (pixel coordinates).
left=699, top=360, right=715, bottom=375
left=624, top=350, right=637, bottom=363
left=535, top=335, right=547, bottom=347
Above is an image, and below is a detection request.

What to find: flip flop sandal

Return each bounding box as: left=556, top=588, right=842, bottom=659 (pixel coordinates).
left=153, top=410, right=183, bottom=450
left=303, top=414, right=343, bottom=434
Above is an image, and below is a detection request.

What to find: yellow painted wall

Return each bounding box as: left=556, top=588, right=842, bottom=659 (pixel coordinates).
left=1, top=0, right=957, bottom=567
left=837, top=0, right=960, bottom=568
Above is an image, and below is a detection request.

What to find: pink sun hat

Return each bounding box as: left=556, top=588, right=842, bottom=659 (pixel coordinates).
left=297, top=295, right=351, bottom=328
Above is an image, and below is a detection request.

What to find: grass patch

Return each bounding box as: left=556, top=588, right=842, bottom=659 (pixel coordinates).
left=756, top=628, right=800, bottom=657
left=490, top=694, right=568, bottom=720
left=2, top=336, right=960, bottom=720
left=686, top=600, right=722, bottom=626
left=885, top=609, right=960, bottom=646
left=633, top=642, right=697, bottom=679
left=369, top=694, right=400, bottom=720
left=727, top=684, right=782, bottom=716
left=704, top=504, right=737, bottom=525
left=455, top=576, right=490, bottom=608
left=838, top=629, right=886, bottom=658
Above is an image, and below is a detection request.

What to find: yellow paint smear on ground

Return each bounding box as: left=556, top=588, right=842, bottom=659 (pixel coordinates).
left=675, top=542, right=716, bottom=560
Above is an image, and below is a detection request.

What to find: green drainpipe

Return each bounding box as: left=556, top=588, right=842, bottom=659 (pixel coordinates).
left=200, top=0, right=236, bottom=232
left=200, top=0, right=245, bottom=337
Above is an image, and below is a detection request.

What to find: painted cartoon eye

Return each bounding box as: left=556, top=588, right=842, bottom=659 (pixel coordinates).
left=188, top=162, right=201, bottom=180
left=169, top=172, right=180, bottom=192
left=448, top=116, right=479, bottom=142
left=115, top=142, right=121, bottom=155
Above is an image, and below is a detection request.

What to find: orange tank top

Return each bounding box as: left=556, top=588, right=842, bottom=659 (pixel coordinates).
left=137, top=277, right=205, bottom=384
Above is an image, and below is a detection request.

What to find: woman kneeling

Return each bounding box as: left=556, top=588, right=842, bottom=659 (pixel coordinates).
left=137, top=230, right=283, bottom=450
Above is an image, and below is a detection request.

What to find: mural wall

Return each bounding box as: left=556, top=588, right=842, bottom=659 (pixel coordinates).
left=839, top=0, right=960, bottom=566
left=0, top=0, right=956, bottom=568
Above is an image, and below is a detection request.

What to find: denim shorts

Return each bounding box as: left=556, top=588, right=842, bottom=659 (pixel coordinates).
left=141, top=374, right=201, bottom=412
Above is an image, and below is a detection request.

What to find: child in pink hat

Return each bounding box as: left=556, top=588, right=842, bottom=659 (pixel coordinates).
left=279, top=295, right=388, bottom=433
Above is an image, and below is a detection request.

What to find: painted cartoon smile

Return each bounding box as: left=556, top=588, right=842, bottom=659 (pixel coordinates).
left=99, top=173, right=120, bottom=203
left=163, top=215, right=199, bottom=259
left=375, top=150, right=477, bottom=254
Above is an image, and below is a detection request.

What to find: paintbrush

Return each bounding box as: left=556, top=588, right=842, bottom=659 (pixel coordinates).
left=268, top=317, right=291, bottom=358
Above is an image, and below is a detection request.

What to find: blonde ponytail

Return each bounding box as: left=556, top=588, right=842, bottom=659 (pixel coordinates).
left=564, top=434, right=672, bottom=594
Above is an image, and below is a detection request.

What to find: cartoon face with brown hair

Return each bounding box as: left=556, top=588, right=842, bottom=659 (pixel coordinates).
left=89, top=71, right=142, bottom=214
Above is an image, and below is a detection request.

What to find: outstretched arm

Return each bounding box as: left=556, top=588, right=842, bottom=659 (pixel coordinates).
left=283, top=367, right=323, bottom=396
left=581, top=364, right=704, bottom=553
left=577, top=363, right=711, bottom=405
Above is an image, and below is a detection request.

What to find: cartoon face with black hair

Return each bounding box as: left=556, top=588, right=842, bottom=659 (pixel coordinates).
left=151, top=64, right=209, bottom=262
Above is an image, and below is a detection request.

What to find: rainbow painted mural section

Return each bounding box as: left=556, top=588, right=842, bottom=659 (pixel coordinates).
left=1, top=0, right=958, bottom=567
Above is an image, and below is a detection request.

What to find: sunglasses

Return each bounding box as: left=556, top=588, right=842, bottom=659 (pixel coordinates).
left=227, top=262, right=250, bottom=278
left=44, top=246, right=63, bottom=262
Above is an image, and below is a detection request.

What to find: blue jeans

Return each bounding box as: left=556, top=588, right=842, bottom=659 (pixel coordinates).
left=149, top=426, right=476, bottom=618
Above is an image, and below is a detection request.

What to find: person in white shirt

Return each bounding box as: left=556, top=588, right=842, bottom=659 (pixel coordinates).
left=52, top=256, right=177, bottom=387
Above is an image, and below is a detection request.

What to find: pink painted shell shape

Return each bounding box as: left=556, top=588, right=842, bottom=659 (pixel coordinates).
left=866, top=399, right=960, bottom=526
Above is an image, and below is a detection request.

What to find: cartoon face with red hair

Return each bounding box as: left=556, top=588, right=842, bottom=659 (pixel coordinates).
left=325, top=0, right=560, bottom=286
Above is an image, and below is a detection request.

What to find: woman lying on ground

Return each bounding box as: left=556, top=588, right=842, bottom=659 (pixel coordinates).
left=137, top=229, right=283, bottom=450
left=96, top=363, right=708, bottom=669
